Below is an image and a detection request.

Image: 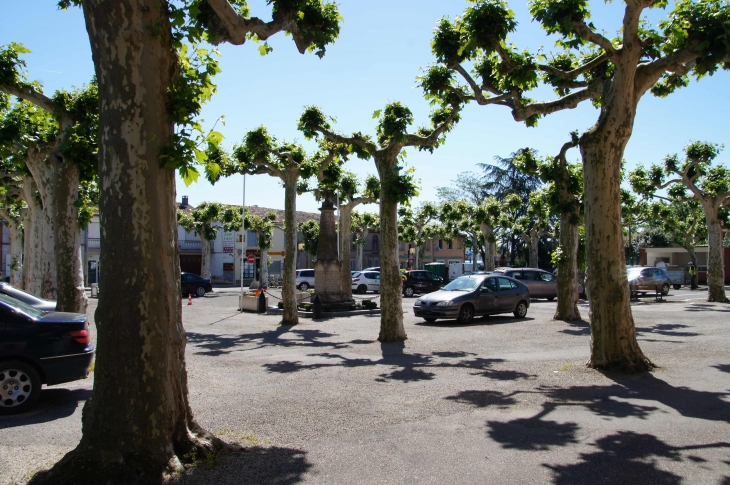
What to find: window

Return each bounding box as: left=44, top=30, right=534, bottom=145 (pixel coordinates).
left=641, top=269, right=652, bottom=277
left=481, top=278, right=498, bottom=292
left=425, top=272, right=440, bottom=281
left=372, top=235, right=379, bottom=252
left=540, top=273, right=556, bottom=282
left=509, top=271, right=523, bottom=280
left=243, top=262, right=255, bottom=279
left=498, top=277, right=516, bottom=291
left=247, top=231, right=257, bottom=247
left=411, top=272, right=425, bottom=280
left=523, top=271, right=540, bottom=281
left=448, top=240, right=453, bottom=249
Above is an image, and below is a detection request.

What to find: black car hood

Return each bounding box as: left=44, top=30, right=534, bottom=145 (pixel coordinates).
left=39, top=312, right=88, bottom=323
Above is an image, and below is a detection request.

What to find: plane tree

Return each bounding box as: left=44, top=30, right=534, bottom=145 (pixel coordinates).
left=0, top=172, right=24, bottom=286
left=243, top=209, right=277, bottom=289
left=351, top=211, right=379, bottom=271
left=513, top=137, right=583, bottom=321
left=298, top=98, right=463, bottom=342
left=512, top=190, right=553, bottom=269
left=177, top=202, right=224, bottom=279
left=427, top=0, right=730, bottom=372
left=398, top=202, right=440, bottom=270
left=440, top=201, right=484, bottom=269
left=630, top=142, right=730, bottom=302
left=646, top=199, right=705, bottom=268
left=27, top=0, right=342, bottom=482
left=299, top=219, right=320, bottom=260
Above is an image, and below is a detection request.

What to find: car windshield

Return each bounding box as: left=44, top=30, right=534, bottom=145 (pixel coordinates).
left=0, top=293, right=45, bottom=319
left=0, top=284, right=49, bottom=303
left=442, top=277, right=480, bottom=291
left=627, top=268, right=643, bottom=279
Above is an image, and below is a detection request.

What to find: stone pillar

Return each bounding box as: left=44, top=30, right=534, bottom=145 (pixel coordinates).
left=314, top=199, right=348, bottom=302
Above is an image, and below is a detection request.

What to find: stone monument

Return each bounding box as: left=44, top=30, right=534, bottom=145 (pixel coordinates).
left=314, top=198, right=349, bottom=303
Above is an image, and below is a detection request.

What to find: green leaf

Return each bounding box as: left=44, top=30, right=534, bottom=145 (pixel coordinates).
left=372, top=109, right=382, bottom=119
left=180, top=166, right=200, bottom=187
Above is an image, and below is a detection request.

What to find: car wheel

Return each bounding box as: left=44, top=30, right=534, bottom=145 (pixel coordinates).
left=0, top=361, right=41, bottom=414
left=547, top=296, right=555, bottom=301
left=424, top=317, right=437, bottom=323
left=513, top=301, right=528, bottom=319
left=299, top=282, right=309, bottom=291
left=673, top=284, right=681, bottom=290
left=357, top=284, right=367, bottom=294
left=196, top=286, right=206, bottom=297
left=457, top=304, right=475, bottom=324
left=404, top=287, right=415, bottom=298
left=661, top=283, right=670, bottom=295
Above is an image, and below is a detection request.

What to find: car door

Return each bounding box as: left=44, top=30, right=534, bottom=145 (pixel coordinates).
left=410, top=272, right=427, bottom=293
left=519, top=271, right=542, bottom=297
left=497, top=278, right=519, bottom=311
left=425, top=272, right=443, bottom=293
left=539, top=272, right=557, bottom=298
left=181, top=274, right=190, bottom=295
left=639, top=268, right=653, bottom=290
left=477, top=277, right=499, bottom=314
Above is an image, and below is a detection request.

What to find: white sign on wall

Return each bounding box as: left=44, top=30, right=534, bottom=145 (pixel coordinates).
left=222, top=231, right=235, bottom=253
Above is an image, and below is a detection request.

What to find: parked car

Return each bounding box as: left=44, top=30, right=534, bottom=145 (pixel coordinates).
left=0, top=282, right=56, bottom=312
left=0, top=293, right=95, bottom=414
left=362, top=267, right=380, bottom=272
left=627, top=267, right=671, bottom=296
left=493, top=268, right=585, bottom=300
left=295, top=269, right=316, bottom=290
left=352, top=271, right=380, bottom=294
left=402, top=270, right=445, bottom=297
left=181, top=272, right=213, bottom=297
left=413, top=274, right=530, bottom=324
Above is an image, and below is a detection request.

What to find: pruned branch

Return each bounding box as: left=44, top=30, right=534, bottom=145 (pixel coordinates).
left=511, top=81, right=603, bottom=121
left=571, top=19, right=616, bottom=55
left=206, top=0, right=309, bottom=52
left=634, top=47, right=700, bottom=96
left=313, top=125, right=377, bottom=153
left=404, top=103, right=462, bottom=147
left=537, top=53, right=609, bottom=81
left=0, top=83, right=57, bottom=114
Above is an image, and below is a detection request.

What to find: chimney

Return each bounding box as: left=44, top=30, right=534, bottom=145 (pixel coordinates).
left=181, top=195, right=189, bottom=208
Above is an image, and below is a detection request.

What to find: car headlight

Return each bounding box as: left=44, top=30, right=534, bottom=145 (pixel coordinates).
left=414, top=299, right=422, bottom=306
left=436, top=300, right=454, bottom=306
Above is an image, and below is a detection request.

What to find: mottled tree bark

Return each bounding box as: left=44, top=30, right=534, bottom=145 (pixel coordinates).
left=580, top=75, right=653, bottom=372
left=24, top=154, right=57, bottom=300
left=554, top=214, right=581, bottom=321
left=21, top=178, right=43, bottom=295
left=281, top=169, right=299, bottom=325
left=50, top=153, right=88, bottom=313
left=356, top=226, right=369, bottom=271
left=704, top=205, right=728, bottom=302
left=30, top=2, right=228, bottom=482
left=260, top=247, right=269, bottom=289
left=375, top=151, right=406, bottom=342
left=0, top=210, right=23, bottom=287
left=339, top=203, right=354, bottom=300
left=528, top=232, right=539, bottom=269
left=200, top=237, right=212, bottom=279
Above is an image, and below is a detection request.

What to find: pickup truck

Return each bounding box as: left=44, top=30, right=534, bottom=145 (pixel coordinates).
left=657, top=264, right=686, bottom=289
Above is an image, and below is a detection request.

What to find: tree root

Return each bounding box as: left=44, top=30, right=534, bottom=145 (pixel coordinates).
left=28, top=429, right=239, bottom=485
left=587, top=355, right=657, bottom=374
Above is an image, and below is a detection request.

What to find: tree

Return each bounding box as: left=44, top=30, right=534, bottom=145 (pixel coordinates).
left=646, top=200, right=705, bottom=267
left=513, top=190, right=553, bottom=269
left=621, top=188, right=651, bottom=266
left=514, top=138, right=583, bottom=321
left=0, top=184, right=24, bottom=287
left=428, top=0, right=730, bottom=372
left=335, top=173, right=379, bottom=298
left=435, top=171, right=487, bottom=205
left=244, top=209, right=276, bottom=289
left=1, top=44, right=97, bottom=313
left=298, top=98, right=463, bottom=342
left=351, top=211, right=379, bottom=271
left=398, top=202, right=439, bottom=270
left=299, top=219, right=320, bottom=259
left=440, top=201, right=484, bottom=269
left=177, top=202, right=224, bottom=279
left=28, top=0, right=342, bottom=482
left=630, top=141, right=730, bottom=302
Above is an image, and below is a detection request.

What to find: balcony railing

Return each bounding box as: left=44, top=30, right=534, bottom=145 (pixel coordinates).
left=179, top=240, right=202, bottom=251
left=87, top=238, right=100, bottom=249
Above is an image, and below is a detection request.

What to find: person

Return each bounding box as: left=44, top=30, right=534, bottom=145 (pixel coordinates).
left=688, top=263, right=697, bottom=290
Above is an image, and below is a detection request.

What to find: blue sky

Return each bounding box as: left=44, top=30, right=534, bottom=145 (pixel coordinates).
left=2, top=0, right=728, bottom=214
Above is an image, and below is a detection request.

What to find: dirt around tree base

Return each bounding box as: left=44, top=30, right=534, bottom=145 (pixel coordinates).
left=587, top=355, right=657, bottom=374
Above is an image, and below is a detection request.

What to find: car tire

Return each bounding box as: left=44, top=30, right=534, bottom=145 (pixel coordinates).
left=299, top=282, right=309, bottom=291
left=673, top=284, right=681, bottom=290
left=547, top=296, right=555, bottom=301
left=404, top=287, right=415, bottom=298
left=0, top=361, right=41, bottom=414
left=661, top=283, right=670, bottom=295
left=423, top=317, right=437, bottom=323
left=513, top=301, right=528, bottom=319
left=357, top=284, right=367, bottom=294
left=457, top=304, right=475, bottom=324
left=196, top=286, right=206, bottom=297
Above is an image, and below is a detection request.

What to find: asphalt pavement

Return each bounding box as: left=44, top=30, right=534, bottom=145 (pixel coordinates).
left=1, top=286, right=729, bottom=484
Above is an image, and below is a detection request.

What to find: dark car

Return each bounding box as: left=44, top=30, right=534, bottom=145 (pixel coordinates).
left=403, top=270, right=446, bottom=298
left=181, top=272, right=213, bottom=297
left=0, top=282, right=56, bottom=312
left=0, top=293, right=94, bottom=414
left=413, top=274, right=530, bottom=324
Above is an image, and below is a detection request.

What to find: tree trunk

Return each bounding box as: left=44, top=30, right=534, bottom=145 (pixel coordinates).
left=51, top=154, right=88, bottom=313
left=339, top=204, right=354, bottom=300
left=200, top=237, right=212, bottom=279
left=29, top=2, right=229, bottom=483
left=480, top=223, right=496, bottom=271
left=3, top=216, right=24, bottom=287
left=580, top=85, right=653, bottom=372
left=260, top=247, right=269, bottom=289
left=24, top=155, right=57, bottom=300
left=21, top=179, right=43, bottom=296
left=281, top=169, right=299, bottom=325
left=554, top=214, right=581, bottom=321
left=375, top=152, right=406, bottom=342
left=704, top=204, right=728, bottom=302
left=414, top=243, right=421, bottom=270
left=528, top=231, right=539, bottom=269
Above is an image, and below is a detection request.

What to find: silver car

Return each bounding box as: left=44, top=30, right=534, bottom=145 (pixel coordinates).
left=413, top=275, right=530, bottom=324
left=295, top=269, right=315, bottom=290
left=496, top=268, right=586, bottom=300
left=352, top=271, right=380, bottom=294
left=627, top=267, right=671, bottom=296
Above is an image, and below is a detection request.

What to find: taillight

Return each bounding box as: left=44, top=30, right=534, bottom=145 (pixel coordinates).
left=70, top=330, right=90, bottom=344
left=353, top=278, right=360, bottom=282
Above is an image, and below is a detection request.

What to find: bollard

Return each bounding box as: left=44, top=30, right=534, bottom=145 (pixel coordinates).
left=312, top=294, right=322, bottom=319
left=257, top=290, right=266, bottom=313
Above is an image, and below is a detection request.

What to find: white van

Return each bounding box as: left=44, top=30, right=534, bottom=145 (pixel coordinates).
left=295, top=269, right=315, bottom=290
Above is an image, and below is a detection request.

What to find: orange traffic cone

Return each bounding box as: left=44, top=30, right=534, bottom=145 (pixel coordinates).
left=187, top=294, right=192, bottom=306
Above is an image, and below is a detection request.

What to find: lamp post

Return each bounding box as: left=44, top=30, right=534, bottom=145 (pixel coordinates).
left=240, top=173, right=246, bottom=294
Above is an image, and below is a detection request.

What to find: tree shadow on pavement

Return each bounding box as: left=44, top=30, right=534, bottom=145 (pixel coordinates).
left=0, top=388, right=92, bottom=430
left=713, top=364, right=730, bottom=374
left=172, top=446, right=312, bottom=485
left=559, top=320, right=591, bottom=336
left=544, top=431, right=730, bottom=485
left=414, top=316, right=534, bottom=328
left=487, top=405, right=580, bottom=451
left=684, top=304, right=730, bottom=313
left=635, top=323, right=699, bottom=338
left=445, top=389, right=519, bottom=408
left=186, top=326, right=351, bottom=356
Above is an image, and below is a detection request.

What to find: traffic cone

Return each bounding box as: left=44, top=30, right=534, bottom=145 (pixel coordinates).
left=187, top=294, right=192, bottom=306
